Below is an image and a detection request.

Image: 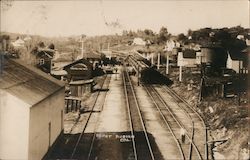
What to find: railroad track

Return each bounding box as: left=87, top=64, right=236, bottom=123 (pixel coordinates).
left=144, top=85, right=205, bottom=160
left=123, top=67, right=155, bottom=160
left=70, top=74, right=111, bottom=160
left=161, top=86, right=207, bottom=160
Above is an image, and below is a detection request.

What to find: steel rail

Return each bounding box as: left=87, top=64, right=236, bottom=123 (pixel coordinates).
left=70, top=75, right=111, bottom=159
left=149, top=86, right=202, bottom=160
left=124, top=67, right=155, bottom=160
left=122, top=67, right=138, bottom=160
left=143, top=84, right=185, bottom=160
left=86, top=77, right=111, bottom=160
left=163, top=86, right=208, bottom=159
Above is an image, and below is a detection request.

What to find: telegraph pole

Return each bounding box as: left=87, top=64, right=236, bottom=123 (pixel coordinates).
left=157, top=53, right=160, bottom=70
left=166, top=52, right=169, bottom=75
left=80, top=34, right=86, bottom=59
left=151, top=53, right=154, bottom=66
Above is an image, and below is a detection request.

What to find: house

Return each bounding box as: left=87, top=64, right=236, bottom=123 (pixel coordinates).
left=177, top=49, right=197, bottom=67
left=227, top=49, right=248, bottom=73
left=0, top=58, right=65, bottom=160
left=63, top=59, right=94, bottom=97
left=11, top=38, right=25, bottom=48
left=132, top=37, right=146, bottom=46
left=165, top=39, right=176, bottom=52
left=34, top=48, right=55, bottom=73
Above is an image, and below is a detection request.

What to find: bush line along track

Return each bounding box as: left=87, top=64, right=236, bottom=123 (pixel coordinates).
left=70, top=74, right=112, bottom=159
left=162, top=86, right=208, bottom=159
left=123, top=67, right=155, bottom=160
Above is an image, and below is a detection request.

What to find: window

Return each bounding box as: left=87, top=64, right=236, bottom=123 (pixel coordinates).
left=39, top=58, right=45, bottom=65
left=70, top=63, right=88, bottom=70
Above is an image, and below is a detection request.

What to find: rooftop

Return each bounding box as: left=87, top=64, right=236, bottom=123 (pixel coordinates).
left=63, top=58, right=92, bottom=70
left=183, top=49, right=196, bottom=58
left=0, top=58, right=65, bottom=106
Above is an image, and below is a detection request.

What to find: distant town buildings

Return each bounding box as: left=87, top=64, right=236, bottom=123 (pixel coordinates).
left=226, top=49, right=248, bottom=74
left=11, top=37, right=25, bottom=48
left=34, top=48, right=56, bottom=73
left=132, top=37, right=146, bottom=46
left=177, top=49, right=197, bottom=67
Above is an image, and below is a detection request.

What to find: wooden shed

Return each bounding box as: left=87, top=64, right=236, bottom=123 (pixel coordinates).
left=177, top=49, right=197, bottom=67
left=63, top=58, right=93, bottom=81
left=227, top=49, right=248, bottom=73
left=0, top=58, right=65, bottom=160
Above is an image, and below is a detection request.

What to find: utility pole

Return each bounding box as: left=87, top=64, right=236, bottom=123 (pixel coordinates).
left=80, top=34, right=86, bottom=59
left=157, top=53, right=160, bottom=70
left=151, top=53, right=154, bottom=66
left=166, top=52, right=169, bottom=75
left=179, top=65, right=182, bottom=82
left=108, top=42, right=111, bottom=60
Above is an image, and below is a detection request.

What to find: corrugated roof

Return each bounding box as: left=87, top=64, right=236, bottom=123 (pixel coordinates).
left=0, top=58, right=64, bottom=106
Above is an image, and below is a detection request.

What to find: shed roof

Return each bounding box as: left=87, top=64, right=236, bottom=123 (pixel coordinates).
left=183, top=49, right=196, bottom=59
left=63, top=58, right=92, bottom=70
left=241, top=46, right=250, bottom=53
left=228, top=49, right=248, bottom=61
left=85, top=51, right=101, bottom=59
left=0, top=58, right=64, bottom=106
left=36, top=48, right=55, bottom=58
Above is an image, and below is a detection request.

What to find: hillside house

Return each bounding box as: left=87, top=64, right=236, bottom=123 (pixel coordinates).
left=11, top=38, right=25, bottom=48
left=34, top=48, right=55, bottom=73
left=177, top=49, right=197, bottom=67
left=0, top=58, right=65, bottom=160
left=227, top=49, right=248, bottom=74
left=132, top=37, right=146, bottom=46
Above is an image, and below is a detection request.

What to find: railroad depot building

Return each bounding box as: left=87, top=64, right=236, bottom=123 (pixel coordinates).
left=63, top=58, right=94, bottom=97
left=0, top=58, right=65, bottom=160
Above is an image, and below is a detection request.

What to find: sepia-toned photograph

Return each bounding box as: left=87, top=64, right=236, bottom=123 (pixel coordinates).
left=0, top=0, right=249, bottom=159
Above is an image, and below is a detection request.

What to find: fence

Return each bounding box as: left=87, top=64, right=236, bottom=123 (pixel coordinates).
left=65, top=96, right=82, bottom=113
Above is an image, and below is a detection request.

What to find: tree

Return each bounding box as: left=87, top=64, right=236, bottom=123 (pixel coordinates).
left=144, top=29, right=155, bottom=36
left=157, top=27, right=170, bottom=44
left=177, top=33, right=188, bottom=42
left=38, top=41, right=45, bottom=48
left=48, top=43, right=55, bottom=50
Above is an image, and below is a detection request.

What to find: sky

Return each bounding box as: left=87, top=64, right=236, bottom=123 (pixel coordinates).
left=1, top=0, right=249, bottom=37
